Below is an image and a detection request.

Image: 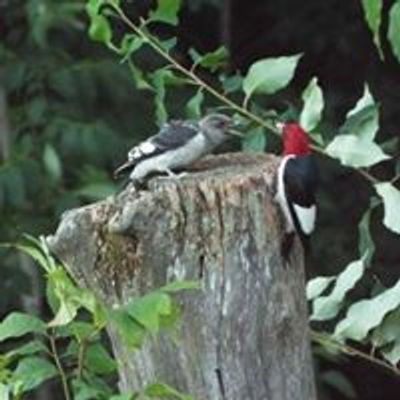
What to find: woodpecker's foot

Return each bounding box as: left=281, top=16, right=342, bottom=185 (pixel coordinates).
left=158, top=169, right=188, bottom=180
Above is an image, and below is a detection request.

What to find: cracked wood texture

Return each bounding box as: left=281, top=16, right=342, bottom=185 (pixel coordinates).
left=47, top=153, right=316, bottom=400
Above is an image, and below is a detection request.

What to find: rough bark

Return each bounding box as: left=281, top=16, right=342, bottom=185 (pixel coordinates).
left=47, top=153, right=316, bottom=400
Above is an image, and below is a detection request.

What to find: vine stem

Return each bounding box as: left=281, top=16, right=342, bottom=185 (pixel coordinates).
left=111, top=6, right=383, bottom=187
left=113, top=6, right=280, bottom=136
left=49, top=333, right=71, bottom=400
left=310, top=330, right=400, bottom=377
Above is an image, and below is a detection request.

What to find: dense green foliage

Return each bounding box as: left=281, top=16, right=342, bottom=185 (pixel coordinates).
left=1, top=0, right=400, bottom=398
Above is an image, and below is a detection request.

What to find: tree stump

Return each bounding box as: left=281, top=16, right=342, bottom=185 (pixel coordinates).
left=47, top=153, right=316, bottom=400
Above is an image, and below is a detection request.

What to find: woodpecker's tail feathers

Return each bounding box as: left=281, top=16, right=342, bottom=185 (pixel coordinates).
left=113, top=160, right=136, bottom=179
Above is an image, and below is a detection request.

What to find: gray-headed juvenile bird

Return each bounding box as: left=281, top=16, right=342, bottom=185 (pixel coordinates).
left=114, top=113, right=240, bottom=184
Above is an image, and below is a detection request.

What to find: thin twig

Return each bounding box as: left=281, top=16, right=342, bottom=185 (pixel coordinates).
left=111, top=5, right=390, bottom=187
left=49, top=333, right=71, bottom=400
left=310, top=330, right=400, bottom=378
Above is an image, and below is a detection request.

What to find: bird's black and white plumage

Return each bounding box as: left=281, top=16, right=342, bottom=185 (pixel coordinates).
left=275, top=123, right=318, bottom=258
left=114, top=114, right=238, bottom=184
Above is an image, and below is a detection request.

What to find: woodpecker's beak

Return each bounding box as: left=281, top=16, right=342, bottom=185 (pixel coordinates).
left=113, top=160, right=135, bottom=179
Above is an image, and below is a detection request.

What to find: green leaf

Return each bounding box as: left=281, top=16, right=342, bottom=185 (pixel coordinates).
left=8, top=340, right=47, bottom=358
left=388, top=1, right=400, bottom=63
left=110, top=395, right=138, bottom=400
left=321, top=370, right=357, bottom=399
left=108, top=309, right=147, bottom=348
left=125, top=292, right=172, bottom=334
left=150, top=0, right=182, bottom=26
left=306, top=276, right=336, bottom=301
left=242, top=54, right=302, bottom=101
left=88, top=14, right=112, bottom=45
left=43, top=144, right=62, bottom=183
left=0, top=384, right=10, bottom=400
left=334, top=279, right=400, bottom=341
left=120, top=35, right=145, bottom=61
left=300, top=77, right=324, bottom=132
left=361, top=0, right=383, bottom=59
left=340, top=85, right=379, bottom=141
left=372, top=307, right=400, bottom=348
left=325, top=135, right=389, bottom=168
left=13, top=357, right=57, bottom=392
left=0, top=313, right=46, bottom=342
left=160, top=280, right=201, bottom=293
left=144, top=382, right=193, bottom=400
left=241, top=127, right=266, bottom=153
left=310, top=259, right=365, bottom=321
left=374, top=182, right=400, bottom=234
left=191, top=46, right=228, bottom=72
left=84, top=343, right=117, bottom=375
left=127, top=60, right=153, bottom=90
left=381, top=341, right=400, bottom=366
left=358, top=207, right=375, bottom=264
left=186, top=89, right=204, bottom=119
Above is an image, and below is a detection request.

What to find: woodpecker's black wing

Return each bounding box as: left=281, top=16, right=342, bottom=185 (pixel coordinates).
left=283, top=155, right=318, bottom=243
left=114, top=120, right=199, bottom=177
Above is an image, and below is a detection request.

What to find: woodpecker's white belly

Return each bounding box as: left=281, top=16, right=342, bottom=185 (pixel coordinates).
left=129, top=133, right=210, bottom=182
left=275, top=155, right=316, bottom=235
left=293, top=204, right=316, bottom=234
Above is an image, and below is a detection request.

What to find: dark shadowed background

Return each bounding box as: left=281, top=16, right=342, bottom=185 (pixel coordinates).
left=1, top=0, right=400, bottom=398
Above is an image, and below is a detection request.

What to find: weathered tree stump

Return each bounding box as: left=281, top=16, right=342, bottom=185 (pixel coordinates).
left=47, top=153, right=316, bottom=400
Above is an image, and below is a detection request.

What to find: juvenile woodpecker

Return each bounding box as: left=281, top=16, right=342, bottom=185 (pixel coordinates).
left=114, top=114, right=239, bottom=184
left=275, top=122, right=318, bottom=258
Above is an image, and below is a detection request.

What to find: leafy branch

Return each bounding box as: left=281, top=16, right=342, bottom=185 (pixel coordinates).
left=311, top=330, right=400, bottom=378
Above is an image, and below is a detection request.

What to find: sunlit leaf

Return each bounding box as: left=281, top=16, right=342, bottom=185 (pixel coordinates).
left=242, top=54, right=302, bottom=101
left=311, top=259, right=365, bottom=321
left=334, top=279, right=400, bottom=341
left=374, top=182, right=400, bottom=234
left=388, top=1, right=400, bottom=63
left=340, top=85, right=379, bottom=141
left=300, top=77, right=324, bottom=132
left=150, top=0, right=182, bottom=25
left=361, top=0, right=383, bottom=59
left=325, top=135, right=389, bottom=167
left=306, top=276, right=336, bottom=300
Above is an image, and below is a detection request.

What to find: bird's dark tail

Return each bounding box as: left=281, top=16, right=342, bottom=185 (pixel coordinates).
left=113, top=160, right=136, bottom=179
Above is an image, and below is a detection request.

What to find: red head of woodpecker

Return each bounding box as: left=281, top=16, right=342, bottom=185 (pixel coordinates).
left=275, top=122, right=318, bottom=259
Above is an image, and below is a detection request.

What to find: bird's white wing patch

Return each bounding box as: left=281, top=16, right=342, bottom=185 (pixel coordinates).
left=139, top=141, right=156, bottom=155
left=293, top=204, right=316, bottom=235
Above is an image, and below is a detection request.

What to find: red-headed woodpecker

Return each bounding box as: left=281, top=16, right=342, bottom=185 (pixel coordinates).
left=275, top=122, right=318, bottom=258
left=114, top=114, right=240, bottom=185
